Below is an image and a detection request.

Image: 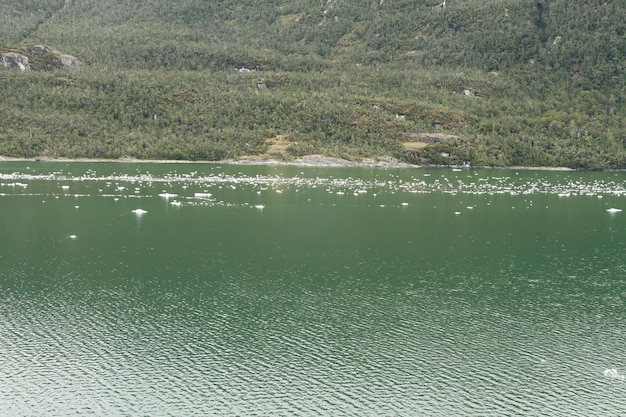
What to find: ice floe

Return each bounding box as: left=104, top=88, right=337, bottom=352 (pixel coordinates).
left=4, top=167, right=626, bottom=211
left=604, top=368, right=625, bottom=380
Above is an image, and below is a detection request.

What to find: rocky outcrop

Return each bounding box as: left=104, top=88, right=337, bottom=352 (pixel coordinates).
left=1, top=52, right=32, bottom=71
left=27, top=44, right=83, bottom=69
left=1, top=45, right=82, bottom=72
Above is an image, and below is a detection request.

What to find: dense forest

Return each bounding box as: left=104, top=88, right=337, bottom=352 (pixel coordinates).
left=1, top=0, right=624, bottom=168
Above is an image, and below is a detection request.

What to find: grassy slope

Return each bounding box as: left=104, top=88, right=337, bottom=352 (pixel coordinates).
left=1, top=0, right=625, bottom=168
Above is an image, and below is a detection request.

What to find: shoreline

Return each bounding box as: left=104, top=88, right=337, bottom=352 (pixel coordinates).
left=0, top=154, right=576, bottom=171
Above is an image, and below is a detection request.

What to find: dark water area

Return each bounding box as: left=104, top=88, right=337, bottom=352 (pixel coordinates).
left=1, top=162, right=625, bottom=415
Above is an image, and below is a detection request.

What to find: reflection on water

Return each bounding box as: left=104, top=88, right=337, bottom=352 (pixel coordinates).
left=1, top=162, right=626, bottom=416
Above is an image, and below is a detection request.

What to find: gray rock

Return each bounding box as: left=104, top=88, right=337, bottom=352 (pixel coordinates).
left=0, top=52, right=32, bottom=71
left=1, top=45, right=82, bottom=72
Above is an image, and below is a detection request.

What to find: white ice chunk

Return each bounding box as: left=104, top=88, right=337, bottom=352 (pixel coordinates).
left=604, top=368, right=625, bottom=380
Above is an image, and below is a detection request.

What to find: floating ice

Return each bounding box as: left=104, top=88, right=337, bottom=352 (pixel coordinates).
left=6, top=168, right=626, bottom=204
left=132, top=209, right=148, bottom=215
left=607, top=208, right=622, bottom=213
left=604, top=368, right=625, bottom=380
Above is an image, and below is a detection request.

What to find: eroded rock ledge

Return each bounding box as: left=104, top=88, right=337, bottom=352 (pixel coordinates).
left=1, top=45, right=82, bottom=72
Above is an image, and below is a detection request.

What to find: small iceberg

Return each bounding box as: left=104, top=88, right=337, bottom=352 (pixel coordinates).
left=132, top=209, right=148, bottom=215
left=604, top=368, right=625, bottom=380
left=606, top=208, right=622, bottom=213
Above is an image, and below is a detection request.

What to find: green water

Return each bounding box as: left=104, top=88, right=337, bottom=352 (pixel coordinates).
left=1, top=162, right=626, bottom=416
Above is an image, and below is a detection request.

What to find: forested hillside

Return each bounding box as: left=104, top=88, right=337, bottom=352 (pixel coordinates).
left=1, top=0, right=624, bottom=168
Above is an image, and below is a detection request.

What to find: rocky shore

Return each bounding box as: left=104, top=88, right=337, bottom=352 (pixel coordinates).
left=0, top=154, right=418, bottom=168
left=0, top=154, right=578, bottom=170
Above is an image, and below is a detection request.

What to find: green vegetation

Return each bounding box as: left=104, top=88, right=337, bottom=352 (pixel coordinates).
left=1, top=0, right=625, bottom=168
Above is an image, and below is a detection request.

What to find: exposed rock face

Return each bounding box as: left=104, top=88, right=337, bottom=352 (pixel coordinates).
left=58, top=54, right=82, bottom=67
left=1, top=45, right=82, bottom=71
left=29, top=44, right=83, bottom=69
left=0, top=52, right=32, bottom=71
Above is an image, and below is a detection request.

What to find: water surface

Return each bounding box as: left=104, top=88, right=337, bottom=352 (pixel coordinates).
left=1, top=162, right=625, bottom=415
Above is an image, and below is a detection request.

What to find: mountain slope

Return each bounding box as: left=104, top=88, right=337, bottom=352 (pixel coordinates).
left=1, top=0, right=624, bottom=168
